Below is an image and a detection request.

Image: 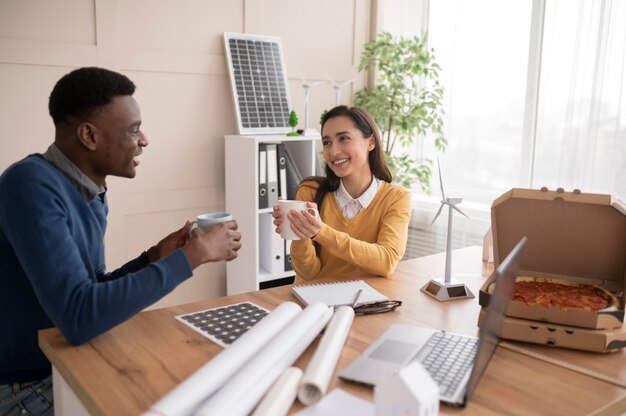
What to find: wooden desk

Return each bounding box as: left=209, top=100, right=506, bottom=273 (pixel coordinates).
left=39, top=246, right=626, bottom=415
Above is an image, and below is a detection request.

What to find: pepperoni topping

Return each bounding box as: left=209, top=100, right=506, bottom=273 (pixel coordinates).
left=510, top=280, right=611, bottom=311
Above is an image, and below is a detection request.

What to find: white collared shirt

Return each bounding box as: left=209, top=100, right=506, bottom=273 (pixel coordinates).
left=335, top=176, right=380, bottom=219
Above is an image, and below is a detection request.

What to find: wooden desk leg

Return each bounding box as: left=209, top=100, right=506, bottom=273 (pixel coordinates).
left=52, top=366, right=90, bottom=416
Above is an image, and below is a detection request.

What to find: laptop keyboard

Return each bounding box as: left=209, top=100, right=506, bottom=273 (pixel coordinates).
left=420, top=332, right=478, bottom=398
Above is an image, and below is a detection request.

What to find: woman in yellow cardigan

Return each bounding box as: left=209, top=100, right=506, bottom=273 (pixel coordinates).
left=273, top=106, right=412, bottom=283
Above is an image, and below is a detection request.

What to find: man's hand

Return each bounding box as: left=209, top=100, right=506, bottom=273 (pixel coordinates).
left=147, top=222, right=192, bottom=262
left=183, top=220, right=242, bottom=268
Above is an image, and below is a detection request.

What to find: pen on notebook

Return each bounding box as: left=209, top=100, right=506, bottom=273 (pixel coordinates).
left=351, top=289, right=363, bottom=308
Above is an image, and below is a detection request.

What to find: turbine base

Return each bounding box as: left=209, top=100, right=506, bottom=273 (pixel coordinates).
left=420, top=278, right=475, bottom=302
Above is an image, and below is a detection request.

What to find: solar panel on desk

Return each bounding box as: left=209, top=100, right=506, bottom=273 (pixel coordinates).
left=224, top=32, right=292, bottom=135
left=176, top=302, right=269, bottom=348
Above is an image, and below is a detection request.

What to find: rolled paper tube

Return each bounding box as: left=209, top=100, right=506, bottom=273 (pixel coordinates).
left=297, top=306, right=355, bottom=406
left=142, top=301, right=302, bottom=416
left=251, top=367, right=303, bottom=416
left=194, top=302, right=333, bottom=416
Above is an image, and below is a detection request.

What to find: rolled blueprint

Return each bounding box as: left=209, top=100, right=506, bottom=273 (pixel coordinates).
left=297, top=305, right=355, bottom=405
left=195, top=302, right=333, bottom=416
left=143, top=301, right=302, bottom=416
left=251, top=367, right=303, bottom=416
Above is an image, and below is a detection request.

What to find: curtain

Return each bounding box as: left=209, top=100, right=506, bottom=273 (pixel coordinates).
left=533, top=0, right=626, bottom=199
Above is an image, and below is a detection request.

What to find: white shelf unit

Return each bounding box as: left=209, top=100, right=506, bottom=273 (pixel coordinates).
left=225, top=134, right=320, bottom=295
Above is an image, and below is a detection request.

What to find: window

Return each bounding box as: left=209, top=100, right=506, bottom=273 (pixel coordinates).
left=383, top=0, right=625, bottom=259
left=424, top=0, right=625, bottom=202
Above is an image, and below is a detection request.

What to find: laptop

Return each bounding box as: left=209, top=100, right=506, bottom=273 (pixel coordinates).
left=339, top=237, right=527, bottom=407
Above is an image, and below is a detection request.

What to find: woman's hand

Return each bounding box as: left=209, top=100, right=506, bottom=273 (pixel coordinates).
left=286, top=201, right=321, bottom=240
left=272, top=202, right=285, bottom=235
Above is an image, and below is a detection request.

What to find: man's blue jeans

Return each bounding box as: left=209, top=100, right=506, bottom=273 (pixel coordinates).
left=0, top=376, right=53, bottom=416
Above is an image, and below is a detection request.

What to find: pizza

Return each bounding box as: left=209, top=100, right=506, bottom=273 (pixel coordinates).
left=511, top=278, right=613, bottom=312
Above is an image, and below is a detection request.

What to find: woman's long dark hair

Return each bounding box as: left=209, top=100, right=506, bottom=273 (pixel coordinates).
left=299, top=106, right=391, bottom=210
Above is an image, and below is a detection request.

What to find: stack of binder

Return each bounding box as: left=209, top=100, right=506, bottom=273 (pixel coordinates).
left=257, top=144, right=276, bottom=209
left=258, top=143, right=302, bottom=209
left=258, top=143, right=302, bottom=274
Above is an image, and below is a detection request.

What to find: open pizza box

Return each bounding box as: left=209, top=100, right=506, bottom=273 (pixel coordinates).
left=478, top=188, right=626, bottom=333
left=477, top=308, right=626, bottom=353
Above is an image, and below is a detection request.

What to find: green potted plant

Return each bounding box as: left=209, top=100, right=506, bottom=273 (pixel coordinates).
left=353, top=32, right=446, bottom=193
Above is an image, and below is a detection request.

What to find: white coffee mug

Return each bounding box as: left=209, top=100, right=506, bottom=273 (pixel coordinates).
left=189, top=212, right=232, bottom=236
left=278, top=200, right=319, bottom=240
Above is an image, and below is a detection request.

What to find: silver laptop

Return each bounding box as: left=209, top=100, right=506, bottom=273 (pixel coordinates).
left=339, top=237, right=527, bottom=407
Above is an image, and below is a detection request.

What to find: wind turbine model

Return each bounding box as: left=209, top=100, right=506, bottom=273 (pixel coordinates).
left=420, top=159, right=475, bottom=301
left=326, top=74, right=354, bottom=106
left=301, top=76, right=326, bottom=136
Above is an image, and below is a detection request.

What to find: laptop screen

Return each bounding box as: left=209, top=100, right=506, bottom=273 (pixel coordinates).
left=464, top=236, right=527, bottom=403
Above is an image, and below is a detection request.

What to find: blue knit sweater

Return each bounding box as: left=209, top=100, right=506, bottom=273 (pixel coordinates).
left=0, top=155, right=193, bottom=383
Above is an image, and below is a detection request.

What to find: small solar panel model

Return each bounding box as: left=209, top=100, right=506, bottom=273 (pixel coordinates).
left=176, top=302, right=269, bottom=348
left=224, top=32, right=293, bottom=135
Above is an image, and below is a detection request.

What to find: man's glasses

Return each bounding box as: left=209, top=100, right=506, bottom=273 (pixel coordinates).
left=353, top=300, right=402, bottom=315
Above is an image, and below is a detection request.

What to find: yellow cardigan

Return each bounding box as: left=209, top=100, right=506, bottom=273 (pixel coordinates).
left=290, top=180, right=412, bottom=283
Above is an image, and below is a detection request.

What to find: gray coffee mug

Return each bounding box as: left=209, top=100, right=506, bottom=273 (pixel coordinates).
left=189, top=212, right=233, bottom=236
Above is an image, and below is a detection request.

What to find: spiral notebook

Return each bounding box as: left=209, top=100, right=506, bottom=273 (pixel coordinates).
left=291, top=280, right=389, bottom=307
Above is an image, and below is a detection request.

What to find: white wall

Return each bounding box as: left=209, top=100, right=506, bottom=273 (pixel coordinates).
left=0, top=0, right=372, bottom=308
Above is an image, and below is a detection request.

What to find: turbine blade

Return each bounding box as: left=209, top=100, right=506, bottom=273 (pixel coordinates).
left=325, top=73, right=338, bottom=86
left=431, top=203, right=445, bottom=225
left=437, top=157, right=445, bottom=200
left=340, top=79, right=354, bottom=87
left=299, top=72, right=309, bottom=87
left=450, top=204, right=470, bottom=219
left=310, top=80, right=326, bottom=88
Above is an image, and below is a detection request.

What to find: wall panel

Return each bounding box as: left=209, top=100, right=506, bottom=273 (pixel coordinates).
left=0, top=0, right=96, bottom=44
left=0, top=0, right=372, bottom=308
left=118, top=0, right=243, bottom=55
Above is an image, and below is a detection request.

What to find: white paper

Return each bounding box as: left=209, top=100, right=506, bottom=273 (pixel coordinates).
left=294, top=389, right=374, bottom=416
left=142, top=302, right=302, bottom=416
left=252, top=367, right=303, bottom=416
left=298, top=306, right=354, bottom=405
left=195, top=302, right=333, bottom=416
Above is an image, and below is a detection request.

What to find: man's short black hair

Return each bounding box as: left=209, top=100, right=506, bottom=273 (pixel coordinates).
left=48, top=67, right=136, bottom=125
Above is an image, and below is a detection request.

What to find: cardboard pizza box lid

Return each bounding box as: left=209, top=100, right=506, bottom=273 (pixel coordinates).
left=491, top=188, right=626, bottom=293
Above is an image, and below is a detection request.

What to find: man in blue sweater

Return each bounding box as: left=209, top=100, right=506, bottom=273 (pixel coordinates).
left=0, top=67, right=242, bottom=415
